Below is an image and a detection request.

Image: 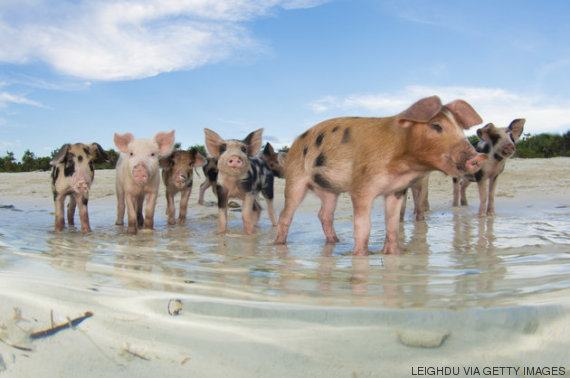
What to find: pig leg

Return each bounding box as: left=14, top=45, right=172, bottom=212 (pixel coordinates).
left=125, top=192, right=138, bottom=234
left=242, top=195, right=256, bottom=234
left=216, top=185, right=229, bottom=233
left=54, top=192, right=66, bottom=232
left=198, top=180, right=210, bottom=205
left=67, top=195, right=76, bottom=226
left=261, top=181, right=277, bottom=226
left=383, top=192, right=404, bottom=254
left=460, top=179, right=470, bottom=206
left=452, top=178, right=460, bottom=207
left=75, top=193, right=91, bottom=234
left=477, top=179, right=489, bottom=217
left=136, top=194, right=144, bottom=227
left=399, top=188, right=408, bottom=222
left=115, top=183, right=125, bottom=226
left=178, top=187, right=191, bottom=224
left=315, top=188, right=339, bottom=243
left=412, top=179, right=428, bottom=221
left=351, top=192, right=374, bottom=256
left=486, top=175, right=499, bottom=216
left=275, top=179, right=309, bottom=244
left=165, top=189, right=176, bottom=225
left=143, top=191, right=157, bottom=230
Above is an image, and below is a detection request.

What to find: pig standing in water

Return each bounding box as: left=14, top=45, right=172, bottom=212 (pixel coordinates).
left=274, top=96, right=487, bottom=255
left=114, top=130, right=175, bottom=234
left=453, top=119, right=525, bottom=216
left=204, top=128, right=278, bottom=234
left=160, top=148, right=206, bottom=225
left=197, top=142, right=286, bottom=205
left=50, top=143, right=108, bottom=233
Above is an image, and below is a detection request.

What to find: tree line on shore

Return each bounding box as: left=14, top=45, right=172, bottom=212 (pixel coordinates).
left=1, top=132, right=569, bottom=173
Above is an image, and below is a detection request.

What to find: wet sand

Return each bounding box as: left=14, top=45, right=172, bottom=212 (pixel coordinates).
left=0, top=158, right=569, bottom=377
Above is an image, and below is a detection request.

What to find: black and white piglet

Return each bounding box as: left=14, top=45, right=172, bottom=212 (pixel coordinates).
left=453, top=119, right=525, bottom=216
left=203, top=128, right=278, bottom=234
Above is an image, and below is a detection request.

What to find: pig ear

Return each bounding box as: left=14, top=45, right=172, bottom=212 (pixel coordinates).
left=476, top=123, right=494, bottom=142
left=154, top=130, right=175, bottom=156
left=114, top=132, right=134, bottom=153
left=445, top=100, right=483, bottom=129
left=90, top=143, right=109, bottom=163
left=263, top=142, right=275, bottom=157
left=190, top=149, right=207, bottom=167
left=50, top=144, right=71, bottom=165
left=508, top=118, right=525, bottom=141
left=244, top=128, right=263, bottom=156
left=159, top=155, right=173, bottom=169
left=398, top=96, right=442, bottom=128
left=204, top=128, right=225, bottom=158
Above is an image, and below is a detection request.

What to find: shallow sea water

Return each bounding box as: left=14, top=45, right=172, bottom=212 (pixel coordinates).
left=0, top=168, right=569, bottom=377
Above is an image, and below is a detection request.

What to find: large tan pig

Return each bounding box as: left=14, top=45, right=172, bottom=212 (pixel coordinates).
left=114, top=130, right=175, bottom=234
left=274, top=96, right=487, bottom=255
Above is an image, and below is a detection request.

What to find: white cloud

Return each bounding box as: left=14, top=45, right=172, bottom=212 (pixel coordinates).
left=0, top=92, right=48, bottom=109
left=0, top=0, right=331, bottom=81
left=310, top=86, right=570, bottom=135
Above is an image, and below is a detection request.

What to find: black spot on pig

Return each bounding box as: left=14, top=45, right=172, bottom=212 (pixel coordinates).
left=493, top=153, right=503, bottom=162
left=315, top=153, right=326, bottom=167
left=82, top=197, right=88, bottom=206
left=313, top=173, right=333, bottom=190
left=219, top=143, right=227, bottom=155
left=332, top=126, right=339, bottom=133
left=83, top=147, right=90, bottom=156
left=64, top=160, right=75, bottom=177
left=474, top=169, right=484, bottom=182
left=303, top=146, right=308, bottom=156
left=452, top=177, right=458, bottom=184
left=489, top=132, right=501, bottom=146
left=78, top=155, right=83, bottom=162
left=341, top=127, right=351, bottom=144
left=315, top=132, right=324, bottom=147
left=51, top=167, right=60, bottom=184
left=53, top=189, right=58, bottom=202
left=216, top=184, right=228, bottom=208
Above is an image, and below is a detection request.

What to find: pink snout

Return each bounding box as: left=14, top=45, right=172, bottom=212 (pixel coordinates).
left=465, top=154, right=488, bottom=173
left=133, top=163, right=150, bottom=184
left=72, top=173, right=91, bottom=193
left=502, top=143, right=515, bottom=157
left=227, top=155, right=244, bottom=169
left=175, top=172, right=188, bottom=186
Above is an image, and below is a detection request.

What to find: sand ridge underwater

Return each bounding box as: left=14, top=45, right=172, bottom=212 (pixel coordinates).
left=0, top=158, right=569, bottom=376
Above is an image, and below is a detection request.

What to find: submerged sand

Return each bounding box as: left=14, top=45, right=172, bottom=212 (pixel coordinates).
left=0, top=158, right=569, bottom=377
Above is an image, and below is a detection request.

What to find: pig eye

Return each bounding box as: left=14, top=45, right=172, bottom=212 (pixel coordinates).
left=240, top=146, right=247, bottom=153
left=431, top=124, right=443, bottom=133
left=129, top=152, right=134, bottom=157
left=151, top=153, right=156, bottom=157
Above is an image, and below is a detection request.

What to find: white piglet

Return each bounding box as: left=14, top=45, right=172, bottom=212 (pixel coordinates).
left=114, top=130, right=175, bottom=234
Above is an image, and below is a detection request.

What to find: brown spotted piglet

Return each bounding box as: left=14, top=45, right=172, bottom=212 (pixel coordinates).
left=203, top=128, right=278, bottom=234
left=160, top=148, right=206, bottom=225
left=114, top=130, right=175, bottom=234
left=50, top=143, right=109, bottom=233
left=274, top=96, right=488, bottom=255
left=453, top=119, right=525, bottom=216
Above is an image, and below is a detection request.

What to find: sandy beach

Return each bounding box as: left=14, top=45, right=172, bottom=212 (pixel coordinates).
left=0, top=157, right=569, bottom=377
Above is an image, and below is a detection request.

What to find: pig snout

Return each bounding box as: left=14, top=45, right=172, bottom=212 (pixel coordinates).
left=133, top=163, right=150, bottom=184
left=174, top=171, right=189, bottom=186
left=227, top=155, right=244, bottom=169
left=502, top=143, right=515, bottom=157
left=464, top=153, right=488, bottom=173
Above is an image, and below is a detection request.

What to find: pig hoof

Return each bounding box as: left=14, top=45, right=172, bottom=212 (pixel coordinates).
left=177, top=218, right=186, bottom=225
left=168, top=219, right=176, bottom=225
left=115, top=220, right=124, bottom=226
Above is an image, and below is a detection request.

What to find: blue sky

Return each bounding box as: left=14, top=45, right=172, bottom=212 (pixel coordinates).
left=1, top=0, right=570, bottom=159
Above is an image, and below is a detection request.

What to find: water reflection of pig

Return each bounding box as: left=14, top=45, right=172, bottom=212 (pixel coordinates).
left=275, top=96, right=488, bottom=255
left=114, top=130, right=175, bottom=234
left=50, top=143, right=108, bottom=233
left=453, top=119, right=525, bottom=216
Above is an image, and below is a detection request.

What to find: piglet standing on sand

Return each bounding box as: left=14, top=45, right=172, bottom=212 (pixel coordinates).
left=160, top=148, right=206, bottom=225
left=114, top=130, right=175, bottom=234
left=274, top=96, right=488, bottom=255
left=453, top=119, right=525, bottom=216
left=50, top=143, right=109, bottom=233
left=203, top=128, right=278, bottom=234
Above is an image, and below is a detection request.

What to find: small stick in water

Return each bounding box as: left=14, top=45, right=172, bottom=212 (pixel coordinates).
left=30, top=311, right=93, bottom=340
